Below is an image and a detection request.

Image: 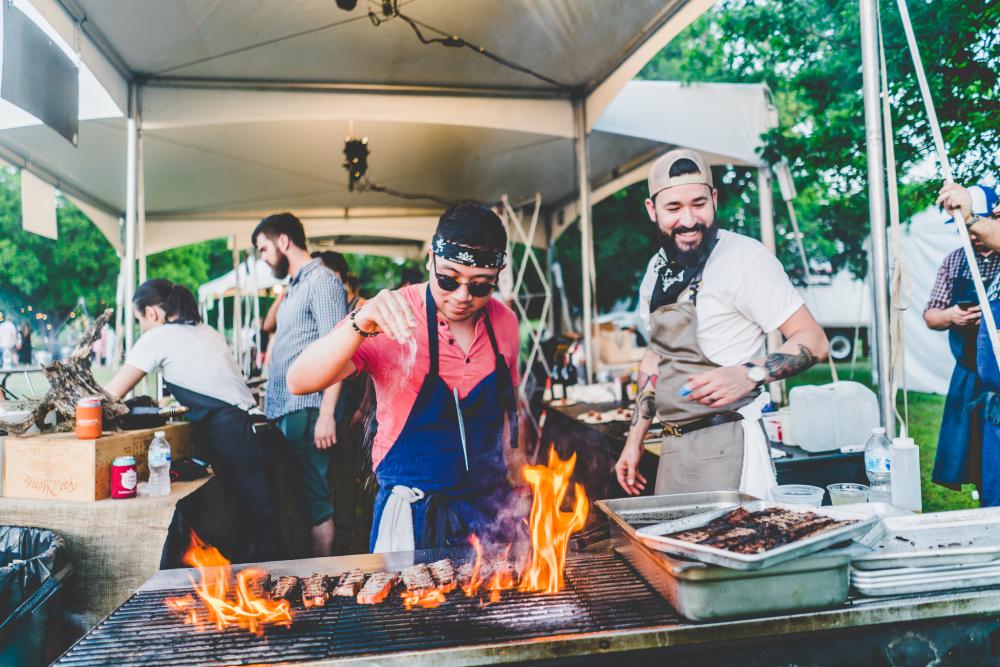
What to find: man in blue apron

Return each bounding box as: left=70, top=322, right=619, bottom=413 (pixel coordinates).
left=925, top=184, right=1000, bottom=491
left=286, top=203, right=522, bottom=552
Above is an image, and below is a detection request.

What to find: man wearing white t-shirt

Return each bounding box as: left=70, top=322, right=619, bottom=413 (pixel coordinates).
left=615, top=149, right=829, bottom=497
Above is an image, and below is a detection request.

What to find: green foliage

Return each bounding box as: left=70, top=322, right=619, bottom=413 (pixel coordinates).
left=558, top=0, right=999, bottom=314
left=343, top=253, right=425, bottom=295
left=147, top=239, right=231, bottom=294
left=0, top=169, right=118, bottom=323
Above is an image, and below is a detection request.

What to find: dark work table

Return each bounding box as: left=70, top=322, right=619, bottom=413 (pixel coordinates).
left=540, top=400, right=867, bottom=504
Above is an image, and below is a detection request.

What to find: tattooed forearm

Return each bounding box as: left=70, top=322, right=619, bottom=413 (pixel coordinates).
left=764, top=344, right=816, bottom=381
left=630, top=374, right=658, bottom=426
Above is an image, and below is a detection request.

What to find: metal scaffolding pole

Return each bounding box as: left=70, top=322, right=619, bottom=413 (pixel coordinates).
left=573, top=98, right=595, bottom=382
left=123, top=83, right=139, bottom=353
left=758, top=167, right=785, bottom=405
left=859, top=0, right=895, bottom=431
left=137, top=123, right=147, bottom=284
left=231, top=236, right=243, bottom=367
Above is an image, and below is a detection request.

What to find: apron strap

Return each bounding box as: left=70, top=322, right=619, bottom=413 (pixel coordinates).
left=482, top=309, right=520, bottom=449
left=425, top=284, right=440, bottom=379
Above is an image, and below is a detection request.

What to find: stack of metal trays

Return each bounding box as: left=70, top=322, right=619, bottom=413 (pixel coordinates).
left=851, top=507, right=1000, bottom=596
left=596, top=493, right=868, bottom=621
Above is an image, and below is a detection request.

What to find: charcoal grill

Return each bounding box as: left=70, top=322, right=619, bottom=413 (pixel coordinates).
left=54, top=547, right=1000, bottom=667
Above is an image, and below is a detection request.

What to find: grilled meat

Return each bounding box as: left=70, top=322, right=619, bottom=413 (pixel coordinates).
left=428, top=558, right=457, bottom=591
left=271, top=576, right=300, bottom=602
left=401, top=564, right=436, bottom=593
left=301, top=573, right=328, bottom=608
left=332, top=569, right=366, bottom=597
left=244, top=571, right=270, bottom=600
left=356, top=571, right=398, bottom=605
left=670, top=507, right=854, bottom=555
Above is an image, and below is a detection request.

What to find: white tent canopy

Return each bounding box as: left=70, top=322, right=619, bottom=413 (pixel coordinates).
left=198, top=257, right=285, bottom=304
left=5, top=0, right=785, bottom=373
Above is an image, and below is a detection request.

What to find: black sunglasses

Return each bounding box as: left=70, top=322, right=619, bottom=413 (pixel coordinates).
left=433, top=256, right=498, bottom=298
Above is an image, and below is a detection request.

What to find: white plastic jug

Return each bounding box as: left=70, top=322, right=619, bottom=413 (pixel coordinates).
left=786, top=381, right=880, bottom=452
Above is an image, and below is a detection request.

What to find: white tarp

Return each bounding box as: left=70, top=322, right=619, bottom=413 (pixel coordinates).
left=899, top=206, right=962, bottom=395
left=198, top=257, right=284, bottom=303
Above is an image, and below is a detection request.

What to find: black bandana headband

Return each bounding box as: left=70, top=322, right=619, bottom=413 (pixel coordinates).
left=432, top=235, right=506, bottom=269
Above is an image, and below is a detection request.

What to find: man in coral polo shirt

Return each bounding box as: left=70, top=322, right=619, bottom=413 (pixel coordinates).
left=288, top=203, right=521, bottom=552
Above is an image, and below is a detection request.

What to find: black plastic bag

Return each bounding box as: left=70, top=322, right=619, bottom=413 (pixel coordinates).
left=0, top=527, right=70, bottom=633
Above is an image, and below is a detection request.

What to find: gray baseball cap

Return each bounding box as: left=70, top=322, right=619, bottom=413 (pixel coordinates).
left=647, top=148, right=713, bottom=198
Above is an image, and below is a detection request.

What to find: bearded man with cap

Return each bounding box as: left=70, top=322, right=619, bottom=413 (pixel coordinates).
left=615, top=149, right=829, bottom=497
left=287, top=203, right=522, bottom=552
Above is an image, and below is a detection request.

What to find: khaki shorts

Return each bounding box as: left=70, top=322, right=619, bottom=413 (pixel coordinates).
left=655, top=420, right=745, bottom=494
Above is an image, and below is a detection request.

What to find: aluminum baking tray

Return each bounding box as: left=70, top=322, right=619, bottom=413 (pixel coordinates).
left=853, top=507, right=1000, bottom=571
left=851, top=562, right=1000, bottom=597
left=596, top=494, right=856, bottom=620
left=635, top=500, right=878, bottom=571
left=596, top=491, right=759, bottom=528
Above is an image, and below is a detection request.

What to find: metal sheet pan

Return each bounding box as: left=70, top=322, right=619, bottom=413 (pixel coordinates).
left=635, top=500, right=878, bottom=571
left=596, top=494, right=855, bottom=620
left=851, top=563, right=1000, bottom=596
left=853, top=507, right=1000, bottom=571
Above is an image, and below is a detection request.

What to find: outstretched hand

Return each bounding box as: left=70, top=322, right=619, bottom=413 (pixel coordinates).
left=353, top=289, right=417, bottom=342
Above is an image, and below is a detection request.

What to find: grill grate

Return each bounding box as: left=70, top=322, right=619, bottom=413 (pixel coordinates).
left=55, top=552, right=682, bottom=667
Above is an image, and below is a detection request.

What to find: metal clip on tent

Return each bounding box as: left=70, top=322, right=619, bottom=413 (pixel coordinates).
left=893, top=0, right=1000, bottom=372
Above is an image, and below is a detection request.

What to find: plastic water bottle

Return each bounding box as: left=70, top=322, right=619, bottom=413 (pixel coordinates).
left=864, top=427, right=892, bottom=504
left=145, top=430, right=172, bottom=497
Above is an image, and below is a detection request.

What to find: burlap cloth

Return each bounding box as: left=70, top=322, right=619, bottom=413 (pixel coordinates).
left=0, top=477, right=214, bottom=633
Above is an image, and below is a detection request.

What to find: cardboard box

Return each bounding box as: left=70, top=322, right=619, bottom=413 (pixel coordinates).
left=595, top=322, right=645, bottom=366
left=3, top=422, right=192, bottom=502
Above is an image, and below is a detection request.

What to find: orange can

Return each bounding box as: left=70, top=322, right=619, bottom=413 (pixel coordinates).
left=76, top=396, right=103, bottom=439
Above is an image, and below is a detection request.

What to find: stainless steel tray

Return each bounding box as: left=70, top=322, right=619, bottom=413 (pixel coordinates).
left=635, top=500, right=879, bottom=571
left=597, top=493, right=855, bottom=620
left=851, top=562, right=1000, bottom=596
left=853, top=507, right=1000, bottom=571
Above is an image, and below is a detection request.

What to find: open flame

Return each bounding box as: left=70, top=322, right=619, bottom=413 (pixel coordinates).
left=402, top=588, right=448, bottom=610
left=164, top=532, right=292, bottom=635
left=518, top=446, right=589, bottom=594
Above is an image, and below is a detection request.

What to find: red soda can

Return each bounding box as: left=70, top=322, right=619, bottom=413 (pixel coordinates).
left=111, top=456, right=137, bottom=499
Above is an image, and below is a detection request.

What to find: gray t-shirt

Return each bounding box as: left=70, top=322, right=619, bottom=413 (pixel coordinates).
left=265, top=259, right=347, bottom=420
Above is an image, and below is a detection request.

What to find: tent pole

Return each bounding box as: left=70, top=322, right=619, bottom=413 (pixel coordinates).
left=231, top=236, right=243, bottom=369
left=123, top=83, right=139, bottom=354
left=545, top=212, right=557, bottom=337
left=860, top=0, right=895, bottom=432
left=137, top=122, right=147, bottom=283
left=758, top=167, right=786, bottom=404
left=574, top=98, right=595, bottom=382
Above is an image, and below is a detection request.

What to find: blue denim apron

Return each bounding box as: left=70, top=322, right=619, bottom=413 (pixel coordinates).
left=976, top=299, right=1000, bottom=506
left=370, top=287, right=517, bottom=550
left=932, top=273, right=984, bottom=487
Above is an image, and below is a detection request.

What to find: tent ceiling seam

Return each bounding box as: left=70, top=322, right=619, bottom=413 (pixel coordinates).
left=56, top=0, right=133, bottom=81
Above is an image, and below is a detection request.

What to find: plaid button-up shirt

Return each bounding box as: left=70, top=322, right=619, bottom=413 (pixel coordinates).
left=265, top=259, right=347, bottom=420
left=925, top=248, right=1000, bottom=313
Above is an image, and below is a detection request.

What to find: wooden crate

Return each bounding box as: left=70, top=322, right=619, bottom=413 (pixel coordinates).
left=3, top=422, right=193, bottom=502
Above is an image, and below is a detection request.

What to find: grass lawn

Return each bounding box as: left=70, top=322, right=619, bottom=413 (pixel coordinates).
left=786, top=360, right=978, bottom=513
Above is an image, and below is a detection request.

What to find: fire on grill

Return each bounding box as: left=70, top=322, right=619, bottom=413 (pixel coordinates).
left=669, top=506, right=856, bottom=554
left=164, top=446, right=589, bottom=632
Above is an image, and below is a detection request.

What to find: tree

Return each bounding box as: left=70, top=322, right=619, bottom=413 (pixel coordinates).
left=557, top=0, right=999, bottom=313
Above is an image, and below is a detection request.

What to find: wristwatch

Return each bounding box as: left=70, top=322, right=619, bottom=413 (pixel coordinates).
left=744, top=362, right=767, bottom=389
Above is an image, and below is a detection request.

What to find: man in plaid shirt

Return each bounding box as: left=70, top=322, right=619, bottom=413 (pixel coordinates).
left=924, top=184, right=1000, bottom=492
left=254, top=212, right=347, bottom=556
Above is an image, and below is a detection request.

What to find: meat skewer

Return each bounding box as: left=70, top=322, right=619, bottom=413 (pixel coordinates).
left=356, top=571, right=398, bottom=605
left=301, top=573, right=328, bottom=608
left=332, top=569, right=367, bottom=597
left=271, top=576, right=300, bottom=602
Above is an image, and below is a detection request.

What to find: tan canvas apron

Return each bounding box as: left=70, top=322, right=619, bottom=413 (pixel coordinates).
left=649, top=293, right=755, bottom=494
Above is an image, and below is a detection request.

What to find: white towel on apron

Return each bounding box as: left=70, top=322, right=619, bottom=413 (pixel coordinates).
left=373, top=485, right=425, bottom=554
left=737, top=393, right=777, bottom=499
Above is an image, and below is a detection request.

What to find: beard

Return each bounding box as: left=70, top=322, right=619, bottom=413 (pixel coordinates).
left=657, top=220, right=718, bottom=269
left=268, top=250, right=290, bottom=279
